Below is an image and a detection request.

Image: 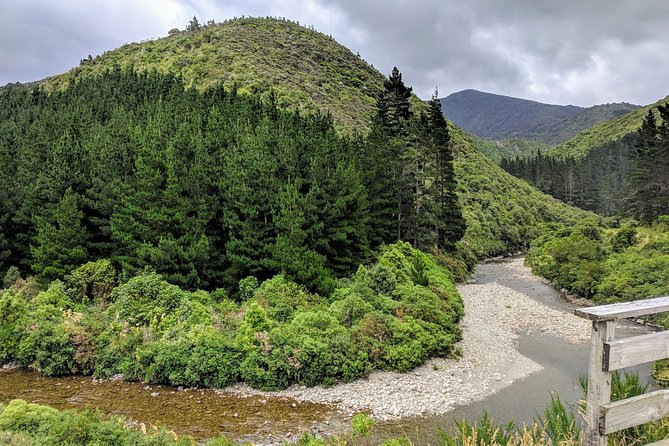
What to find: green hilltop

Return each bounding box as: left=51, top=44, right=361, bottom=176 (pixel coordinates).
left=40, top=16, right=589, bottom=264
left=43, top=17, right=384, bottom=134
left=549, top=95, right=669, bottom=159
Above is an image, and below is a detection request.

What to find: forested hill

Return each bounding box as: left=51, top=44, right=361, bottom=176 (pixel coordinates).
left=41, top=17, right=385, bottom=134
left=502, top=95, right=669, bottom=215
left=548, top=95, right=669, bottom=160
left=440, top=89, right=639, bottom=145
left=10, top=16, right=590, bottom=275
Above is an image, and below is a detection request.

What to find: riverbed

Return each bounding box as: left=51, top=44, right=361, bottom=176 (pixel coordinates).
left=0, top=257, right=652, bottom=444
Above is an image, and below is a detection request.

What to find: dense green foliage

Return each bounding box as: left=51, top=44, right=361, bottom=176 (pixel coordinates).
left=0, top=70, right=376, bottom=292
left=502, top=99, right=669, bottom=217
left=527, top=218, right=669, bottom=305
left=440, top=89, right=639, bottom=145
left=42, top=17, right=385, bottom=134
left=453, top=128, right=590, bottom=266
left=0, top=67, right=466, bottom=292
left=0, top=243, right=462, bottom=389
left=2, top=16, right=591, bottom=282
left=502, top=136, right=635, bottom=215
left=548, top=95, right=669, bottom=160
left=627, top=105, right=669, bottom=223
left=365, top=71, right=465, bottom=251
left=0, top=399, right=197, bottom=446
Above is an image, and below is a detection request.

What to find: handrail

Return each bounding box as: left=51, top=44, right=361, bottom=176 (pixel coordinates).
left=575, top=296, right=669, bottom=446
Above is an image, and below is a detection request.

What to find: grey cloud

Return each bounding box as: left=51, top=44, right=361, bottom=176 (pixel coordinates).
left=2, top=0, right=668, bottom=106
left=314, top=0, right=669, bottom=105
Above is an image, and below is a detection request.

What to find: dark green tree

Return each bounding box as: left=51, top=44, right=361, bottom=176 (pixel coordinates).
left=426, top=91, right=465, bottom=250
left=30, top=188, right=89, bottom=284
left=627, top=108, right=669, bottom=222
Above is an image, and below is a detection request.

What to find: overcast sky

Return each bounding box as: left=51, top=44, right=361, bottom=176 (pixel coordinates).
left=1, top=0, right=667, bottom=106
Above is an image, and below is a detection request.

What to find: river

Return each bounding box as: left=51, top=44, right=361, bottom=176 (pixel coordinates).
left=0, top=257, right=653, bottom=444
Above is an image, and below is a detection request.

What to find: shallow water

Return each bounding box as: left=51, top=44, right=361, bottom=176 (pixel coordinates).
left=0, top=370, right=349, bottom=443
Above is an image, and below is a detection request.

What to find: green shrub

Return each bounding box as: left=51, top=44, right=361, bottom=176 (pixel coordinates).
left=2, top=267, right=20, bottom=290
left=0, top=400, right=193, bottom=445
left=253, top=275, right=318, bottom=322
left=17, top=321, right=75, bottom=376
left=109, top=271, right=186, bottom=325
left=0, top=292, right=29, bottom=363
left=0, top=242, right=463, bottom=389
left=65, top=259, right=116, bottom=303
left=611, top=225, right=637, bottom=253
left=351, top=413, right=375, bottom=438
left=238, top=276, right=259, bottom=301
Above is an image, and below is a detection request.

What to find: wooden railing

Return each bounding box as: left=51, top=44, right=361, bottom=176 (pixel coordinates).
left=575, top=296, right=669, bottom=446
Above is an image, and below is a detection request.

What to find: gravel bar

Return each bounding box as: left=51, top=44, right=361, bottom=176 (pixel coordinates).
left=223, top=258, right=592, bottom=420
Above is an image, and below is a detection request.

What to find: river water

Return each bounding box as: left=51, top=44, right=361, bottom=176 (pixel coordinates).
left=0, top=257, right=653, bottom=444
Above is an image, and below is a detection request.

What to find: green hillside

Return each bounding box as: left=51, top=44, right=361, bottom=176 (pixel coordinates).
left=36, top=16, right=590, bottom=267
left=43, top=17, right=384, bottom=134
left=549, top=95, right=669, bottom=159
left=471, top=135, right=552, bottom=163
left=449, top=126, right=588, bottom=265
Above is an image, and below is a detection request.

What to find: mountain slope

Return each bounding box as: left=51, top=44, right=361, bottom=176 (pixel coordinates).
left=39, top=17, right=590, bottom=264
left=548, top=95, right=669, bottom=159
left=440, top=89, right=639, bottom=145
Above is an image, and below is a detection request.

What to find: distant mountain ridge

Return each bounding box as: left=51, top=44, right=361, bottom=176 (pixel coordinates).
left=440, top=89, right=640, bottom=145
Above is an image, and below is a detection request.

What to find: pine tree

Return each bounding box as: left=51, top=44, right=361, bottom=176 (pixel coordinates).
left=370, top=67, right=416, bottom=242
left=628, top=110, right=663, bottom=222
left=30, top=188, right=89, bottom=284
left=426, top=91, right=465, bottom=250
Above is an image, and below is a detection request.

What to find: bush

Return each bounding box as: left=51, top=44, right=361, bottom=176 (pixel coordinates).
left=253, top=275, right=318, bottom=322
left=0, top=242, right=463, bottom=390
left=238, top=276, right=259, bottom=301
left=2, top=267, right=20, bottom=290
left=0, top=292, right=28, bottom=363
left=65, top=259, right=116, bottom=303
left=0, top=400, right=193, bottom=445
left=611, top=225, right=637, bottom=253
left=17, top=321, right=75, bottom=376
left=109, top=271, right=186, bottom=325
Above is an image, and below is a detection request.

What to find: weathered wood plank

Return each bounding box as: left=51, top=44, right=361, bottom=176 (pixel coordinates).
left=575, top=296, right=669, bottom=321
left=601, top=390, right=669, bottom=434
left=604, top=331, right=669, bottom=371
left=586, top=321, right=614, bottom=446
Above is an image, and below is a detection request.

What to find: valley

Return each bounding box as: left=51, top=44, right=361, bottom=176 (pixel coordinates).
left=0, top=12, right=668, bottom=446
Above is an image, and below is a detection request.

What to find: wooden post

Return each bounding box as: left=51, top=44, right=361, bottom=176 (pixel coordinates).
left=585, top=320, right=615, bottom=446
left=576, top=296, right=669, bottom=446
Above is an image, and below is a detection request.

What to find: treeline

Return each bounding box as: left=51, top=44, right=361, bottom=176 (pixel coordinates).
left=0, top=68, right=463, bottom=293
left=501, top=105, right=669, bottom=221
left=501, top=136, right=634, bottom=216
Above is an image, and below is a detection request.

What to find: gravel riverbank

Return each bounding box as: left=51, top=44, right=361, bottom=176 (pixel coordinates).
left=223, top=257, right=592, bottom=420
